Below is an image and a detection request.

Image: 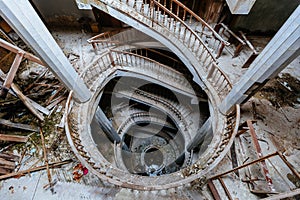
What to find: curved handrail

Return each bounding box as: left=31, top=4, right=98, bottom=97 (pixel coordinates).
left=111, top=50, right=232, bottom=95
left=111, top=49, right=181, bottom=74
left=149, top=0, right=217, bottom=63
left=158, top=0, right=229, bottom=46
left=87, top=29, right=124, bottom=51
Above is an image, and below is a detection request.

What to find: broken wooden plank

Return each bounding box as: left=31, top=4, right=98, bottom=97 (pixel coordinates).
left=0, top=38, right=44, bottom=66
left=0, top=119, right=39, bottom=132
left=239, top=31, right=258, bottom=54
left=0, top=69, right=44, bottom=121
left=230, top=140, right=239, bottom=177
left=46, top=95, right=66, bottom=110
left=0, top=167, right=11, bottom=175
left=10, top=83, right=44, bottom=121
left=0, top=159, right=72, bottom=180
left=0, top=153, right=19, bottom=162
left=45, top=86, right=64, bottom=105
left=27, top=98, right=50, bottom=115
left=0, top=157, right=15, bottom=167
left=40, top=127, right=53, bottom=192
left=24, top=69, right=48, bottom=92
left=0, top=51, right=24, bottom=98
left=0, top=134, right=28, bottom=143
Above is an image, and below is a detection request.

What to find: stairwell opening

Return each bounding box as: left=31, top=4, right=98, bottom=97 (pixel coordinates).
left=90, top=72, right=210, bottom=176
left=65, top=34, right=239, bottom=189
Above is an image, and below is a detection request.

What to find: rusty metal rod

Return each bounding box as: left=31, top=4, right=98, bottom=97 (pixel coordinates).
left=0, top=159, right=72, bottom=180
left=278, top=152, right=300, bottom=180
left=247, top=120, right=274, bottom=191
left=210, top=152, right=278, bottom=179
left=218, top=177, right=233, bottom=200
left=207, top=179, right=221, bottom=200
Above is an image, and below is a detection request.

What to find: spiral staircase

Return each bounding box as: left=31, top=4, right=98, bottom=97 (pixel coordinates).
left=65, top=0, right=240, bottom=190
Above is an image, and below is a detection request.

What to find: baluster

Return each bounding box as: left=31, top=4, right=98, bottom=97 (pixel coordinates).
left=170, top=0, right=173, bottom=12
left=136, top=0, right=143, bottom=12
left=164, top=16, right=169, bottom=27
left=207, top=63, right=215, bottom=79
left=215, top=72, right=222, bottom=87
left=128, top=0, right=135, bottom=7
left=150, top=1, right=154, bottom=24
left=183, top=27, right=187, bottom=41
left=144, top=4, right=149, bottom=16
left=218, top=79, right=226, bottom=93
left=199, top=48, right=206, bottom=60
left=191, top=37, right=197, bottom=52
left=216, top=42, right=225, bottom=58
left=176, top=4, right=179, bottom=17
left=183, top=10, right=186, bottom=21
left=169, top=18, right=174, bottom=31
left=175, top=21, right=180, bottom=34
left=203, top=51, right=210, bottom=65
left=188, top=14, right=192, bottom=24
left=160, top=13, right=165, bottom=25
left=188, top=34, right=194, bottom=48
left=157, top=10, right=162, bottom=23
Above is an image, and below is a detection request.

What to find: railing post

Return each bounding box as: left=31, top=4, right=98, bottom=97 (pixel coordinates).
left=108, top=50, right=115, bottom=66
left=216, top=42, right=225, bottom=58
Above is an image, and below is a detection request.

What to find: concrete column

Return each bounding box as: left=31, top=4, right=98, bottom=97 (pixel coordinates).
left=0, top=0, right=91, bottom=102
left=220, top=5, right=300, bottom=114
left=187, top=117, right=212, bottom=152
left=95, top=107, right=121, bottom=143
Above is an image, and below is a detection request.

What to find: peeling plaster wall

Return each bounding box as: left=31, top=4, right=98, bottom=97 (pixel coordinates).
left=30, top=0, right=95, bottom=27
left=231, top=0, right=300, bottom=34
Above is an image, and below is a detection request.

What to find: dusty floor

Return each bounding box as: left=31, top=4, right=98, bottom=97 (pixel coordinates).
left=0, top=28, right=299, bottom=199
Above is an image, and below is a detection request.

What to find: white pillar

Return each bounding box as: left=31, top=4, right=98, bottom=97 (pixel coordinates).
left=220, top=5, right=300, bottom=114
left=0, top=0, right=91, bottom=102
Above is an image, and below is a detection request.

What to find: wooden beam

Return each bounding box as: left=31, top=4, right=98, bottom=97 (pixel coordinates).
left=0, top=157, right=15, bottom=167
left=0, top=167, right=11, bottom=175
left=0, top=119, right=39, bottom=132
left=0, top=51, right=24, bottom=98
left=0, top=153, right=19, bottom=162
left=0, top=134, right=28, bottom=143
left=0, top=38, right=44, bottom=66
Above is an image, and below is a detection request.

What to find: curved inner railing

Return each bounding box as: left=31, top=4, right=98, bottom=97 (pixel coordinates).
left=80, top=49, right=198, bottom=99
